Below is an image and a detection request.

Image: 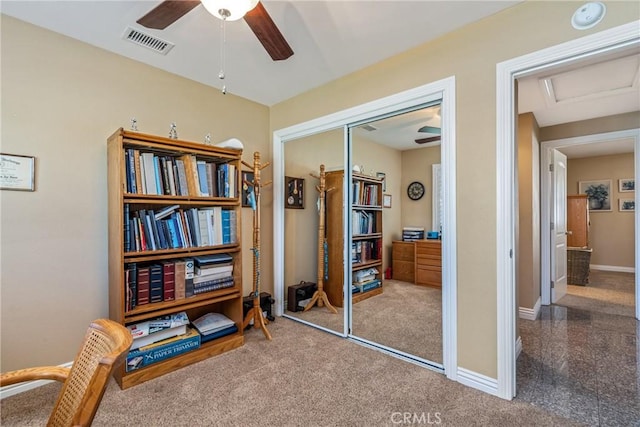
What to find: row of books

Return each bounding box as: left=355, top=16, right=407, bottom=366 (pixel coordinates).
left=352, top=181, right=380, bottom=206
left=124, top=254, right=234, bottom=312
left=124, top=204, right=237, bottom=252
left=351, top=240, right=382, bottom=264
left=124, top=148, right=237, bottom=198
left=352, top=210, right=378, bottom=235
left=125, top=311, right=238, bottom=372
left=402, top=226, right=425, bottom=242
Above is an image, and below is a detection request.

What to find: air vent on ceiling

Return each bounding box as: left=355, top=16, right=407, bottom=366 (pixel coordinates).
left=122, top=26, right=175, bottom=55
left=361, top=124, right=378, bottom=132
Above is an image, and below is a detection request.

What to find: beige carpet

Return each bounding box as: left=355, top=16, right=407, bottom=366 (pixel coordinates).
left=556, top=269, right=635, bottom=317
left=2, top=318, right=583, bottom=427
left=287, top=280, right=442, bottom=362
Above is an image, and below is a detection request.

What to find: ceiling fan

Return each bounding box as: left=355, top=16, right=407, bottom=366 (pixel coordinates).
left=415, top=106, right=441, bottom=144
left=136, top=0, right=294, bottom=61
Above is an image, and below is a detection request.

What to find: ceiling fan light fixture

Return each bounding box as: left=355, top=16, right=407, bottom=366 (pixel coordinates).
left=201, top=0, right=259, bottom=21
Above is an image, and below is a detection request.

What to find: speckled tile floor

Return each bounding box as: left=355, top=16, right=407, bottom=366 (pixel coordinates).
left=516, top=271, right=639, bottom=426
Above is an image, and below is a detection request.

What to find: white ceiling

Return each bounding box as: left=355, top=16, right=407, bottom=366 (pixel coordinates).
left=2, top=1, right=638, bottom=156
left=0, top=0, right=520, bottom=107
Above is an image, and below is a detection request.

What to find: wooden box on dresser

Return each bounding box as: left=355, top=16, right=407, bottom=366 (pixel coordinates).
left=107, top=128, right=244, bottom=389
left=324, top=170, right=384, bottom=307
left=415, top=240, right=442, bottom=288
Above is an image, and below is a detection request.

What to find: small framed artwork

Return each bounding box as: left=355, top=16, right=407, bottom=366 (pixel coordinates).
left=382, top=194, right=392, bottom=208
left=619, top=178, right=635, bottom=192
left=579, top=179, right=612, bottom=211
left=0, top=153, right=35, bottom=191
left=241, top=171, right=254, bottom=208
left=285, top=176, right=304, bottom=209
left=619, top=198, right=635, bottom=212
left=376, top=172, right=386, bottom=191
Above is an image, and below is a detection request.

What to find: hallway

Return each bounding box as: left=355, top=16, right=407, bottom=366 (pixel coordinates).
left=516, top=271, right=639, bottom=425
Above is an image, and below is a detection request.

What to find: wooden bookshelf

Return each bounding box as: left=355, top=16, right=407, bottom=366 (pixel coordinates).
left=324, top=170, right=383, bottom=307
left=107, top=128, right=244, bottom=389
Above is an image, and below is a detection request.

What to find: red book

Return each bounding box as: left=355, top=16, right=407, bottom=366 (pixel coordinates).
left=137, top=267, right=150, bottom=305
left=162, top=261, right=175, bottom=301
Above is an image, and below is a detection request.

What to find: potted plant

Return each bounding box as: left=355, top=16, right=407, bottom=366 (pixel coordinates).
left=584, top=184, right=608, bottom=209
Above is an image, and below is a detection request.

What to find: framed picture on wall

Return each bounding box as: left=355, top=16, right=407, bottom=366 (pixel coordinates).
left=285, top=176, right=304, bottom=209
left=579, top=179, right=612, bottom=211
left=619, top=198, right=635, bottom=212
left=0, top=153, right=35, bottom=191
left=619, top=178, right=635, bottom=192
left=382, top=194, right=392, bottom=208
left=241, top=171, right=254, bottom=208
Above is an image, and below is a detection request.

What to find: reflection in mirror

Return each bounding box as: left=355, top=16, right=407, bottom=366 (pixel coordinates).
left=349, top=103, right=443, bottom=364
left=283, top=129, right=345, bottom=334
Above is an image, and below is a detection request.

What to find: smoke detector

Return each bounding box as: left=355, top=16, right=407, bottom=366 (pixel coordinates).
left=571, top=2, right=606, bottom=30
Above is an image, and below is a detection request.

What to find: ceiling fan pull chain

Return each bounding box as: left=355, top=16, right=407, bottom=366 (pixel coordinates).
left=219, top=15, right=227, bottom=94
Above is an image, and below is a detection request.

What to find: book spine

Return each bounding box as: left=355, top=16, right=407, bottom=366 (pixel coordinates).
left=149, top=264, right=163, bottom=303
left=196, top=160, right=210, bottom=197
left=133, top=150, right=143, bottom=194
left=193, top=275, right=233, bottom=289
left=174, top=260, right=186, bottom=300
left=192, top=279, right=234, bottom=295
left=124, top=204, right=131, bottom=252
left=137, top=267, right=150, bottom=305
left=184, top=259, right=194, bottom=298
left=162, top=262, right=175, bottom=301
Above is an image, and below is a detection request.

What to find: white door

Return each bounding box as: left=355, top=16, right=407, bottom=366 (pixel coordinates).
left=551, top=149, right=568, bottom=302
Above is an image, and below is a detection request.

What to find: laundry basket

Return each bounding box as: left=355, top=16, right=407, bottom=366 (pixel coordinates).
left=567, top=247, right=592, bottom=285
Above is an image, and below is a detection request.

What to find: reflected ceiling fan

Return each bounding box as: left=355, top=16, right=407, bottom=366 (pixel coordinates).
left=136, top=0, right=294, bottom=61
left=415, top=105, right=441, bottom=144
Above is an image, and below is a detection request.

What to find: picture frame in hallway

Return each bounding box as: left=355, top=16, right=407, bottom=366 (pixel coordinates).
left=619, top=198, right=635, bottom=212
left=578, top=179, right=612, bottom=212
left=619, top=178, right=634, bottom=193
left=285, top=176, right=304, bottom=209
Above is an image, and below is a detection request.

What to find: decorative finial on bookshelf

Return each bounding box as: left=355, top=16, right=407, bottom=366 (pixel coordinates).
left=169, top=123, right=178, bottom=139
left=204, top=133, right=212, bottom=145
left=130, top=117, right=138, bottom=131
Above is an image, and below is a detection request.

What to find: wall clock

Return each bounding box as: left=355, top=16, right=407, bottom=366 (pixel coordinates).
left=407, top=181, right=425, bottom=201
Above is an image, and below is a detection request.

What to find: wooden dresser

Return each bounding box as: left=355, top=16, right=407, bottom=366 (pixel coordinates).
left=392, top=240, right=442, bottom=288
left=392, top=241, right=415, bottom=282
left=415, top=240, right=442, bottom=288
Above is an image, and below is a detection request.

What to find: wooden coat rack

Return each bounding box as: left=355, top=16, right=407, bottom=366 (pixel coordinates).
left=304, top=164, right=337, bottom=314
left=241, top=152, right=272, bottom=340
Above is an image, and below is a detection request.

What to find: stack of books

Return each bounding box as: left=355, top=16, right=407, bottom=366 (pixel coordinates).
left=352, top=267, right=381, bottom=294
left=125, top=327, right=200, bottom=372
left=192, top=254, right=235, bottom=295
left=126, top=311, right=190, bottom=350
left=191, top=312, right=238, bottom=344
left=402, top=227, right=425, bottom=241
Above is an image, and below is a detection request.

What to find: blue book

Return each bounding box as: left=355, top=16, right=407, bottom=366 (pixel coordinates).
left=149, top=264, right=163, bottom=303
left=126, top=327, right=200, bottom=372
left=153, top=155, right=162, bottom=195
left=194, top=253, right=233, bottom=267
left=196, top=160, right=209, bottom=196
left=166, top=218, right=180, bottom=248
left=199, top=324, right=238, bottom=344
left=221, top=209, right=231, bottom=244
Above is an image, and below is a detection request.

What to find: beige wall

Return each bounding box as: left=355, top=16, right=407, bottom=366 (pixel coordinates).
left=517, top=114, right=541, bottom=310
left=270, top=1, right=639, bottom=378
left=567, top=154, right=635, bottom=268
left=540, top=112, right=640, bottom=141
left=1, top=16, right=270, bottom=371
left=400, top=146, right=441, bottom=234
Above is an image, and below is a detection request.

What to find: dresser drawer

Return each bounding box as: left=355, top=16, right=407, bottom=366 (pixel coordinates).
left=416, top=254, right=441, bottom=268
left=416, top=266, right=441, bottom=288
left=393, top=260, right=414, bottom=283
left=415, top=241, right=441, bottom=257
left=392, top=241, right=415, bottom=261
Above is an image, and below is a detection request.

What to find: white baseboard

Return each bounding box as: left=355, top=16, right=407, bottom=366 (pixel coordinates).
left=518, top=297, right=541, bottom=321
left=0, top=362, right=72, bottom=400
left=457, top=367, right=499, bottom=397
left=590, top=264, right=635, bottom=273
left=516, top=336, right=523, bottom=360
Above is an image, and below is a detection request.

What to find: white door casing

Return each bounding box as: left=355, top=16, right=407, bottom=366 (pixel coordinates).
left=551, top=149, right=568, bottom=303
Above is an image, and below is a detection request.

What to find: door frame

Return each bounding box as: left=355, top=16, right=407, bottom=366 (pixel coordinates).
left=540, top=129, right=640, bottom=306
left=273, top=76, right=458, bottom=379
left=496, top=20, right=640, bottom=400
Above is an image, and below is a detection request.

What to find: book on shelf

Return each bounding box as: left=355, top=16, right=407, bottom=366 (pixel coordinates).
left=195, top=263, right=233, bottom=277
left=174, top=260, right=186, bottom=300
left=184, top=258, right=195, bottom=298
left=192, top=278, right=234, bottom=295
left=191, top=312, right=235, bottom=336
left=162, top=261, right=175, bottom=301
left=194, top=253, right=233, bottom=267
left=199, top=324, right=238, bottom=344
left=127, top=311, right=189, bottom=349
left=137, top=266, right=150, bottom=305
left=125, top=263, right=138, bottom=311
left=149, top=264, right=163, bottom=303
left=125, top=327, right=200, bottom=372
left=353, top=279, right=381, bottom=293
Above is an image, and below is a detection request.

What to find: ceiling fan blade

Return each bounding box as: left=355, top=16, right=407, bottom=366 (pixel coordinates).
left=418, top=125, right=441, bottom=134
left=137, top=1, right=200, bottom=30
left=415, top=136, right=441, bottom=144
left=244, top=2, right=294, bottom=61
